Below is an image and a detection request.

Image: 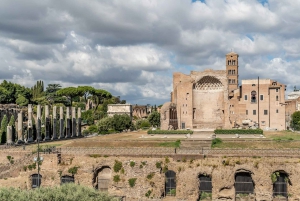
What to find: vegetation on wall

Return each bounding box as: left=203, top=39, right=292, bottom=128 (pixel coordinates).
left=291, top=111, right=300, bottom=130
left=214, top=129, right=263, bottom=134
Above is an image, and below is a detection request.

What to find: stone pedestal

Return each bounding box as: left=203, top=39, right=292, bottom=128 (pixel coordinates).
left=27, top=104, right=33, bottom=142
left=77, top=108, right=82, bottom=137
left=71, top=107, right=76, bottom=137
left=66, top=107, right=71, bottom=138
left=52, top=106, right=57, bottom=140
left=59, top=107, right=64, bottom=139
left=6, top=126, right=13, bottom=145
left=44, top=105, right=51, bottom=141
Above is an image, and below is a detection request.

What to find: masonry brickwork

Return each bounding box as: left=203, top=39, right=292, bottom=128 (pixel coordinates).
left=161, top=52, right=287, bottom=131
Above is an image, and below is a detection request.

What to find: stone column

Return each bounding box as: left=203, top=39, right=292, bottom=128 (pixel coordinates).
left=6, top=126, right=13, bottom=145
left=77, top=108, right=82, bottom=137
left=37, top=105, right=42, bottom=141
left=44, top=105, right=50, bottom=141
left=17, top=111, right=24, bottom=142
left=27, top=104, right=33, bottom=142
left=52, top=106, right=57, bottom=140
left=71, top=107, right=76, bottom=137
left=65, top=107, right=71, bottom=138
left=59, top=106, right=64, bottom=139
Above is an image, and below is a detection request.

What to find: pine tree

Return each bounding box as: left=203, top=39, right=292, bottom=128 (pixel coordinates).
left=0, top=115, right=8, bottom=143
left=8, top=115, right=15, bottom=142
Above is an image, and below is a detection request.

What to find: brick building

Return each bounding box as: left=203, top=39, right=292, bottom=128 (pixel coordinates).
left=160, top=52, right=287, bottom=130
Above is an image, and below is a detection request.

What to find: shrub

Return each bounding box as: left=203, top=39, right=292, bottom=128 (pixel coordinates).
left=128, top=178, right=137, bottom=187
left=147, top=130, right=193, bottom=134
left=113, top=160, right=123, bottom=173
left=130, top=161, right=135, bottom=167
left=211, top=138, right=222, bottom=148
left=162, top=165, right=168, bottom=173
left=165, top=157, right=170, bottom=164
left=214, top=129, right=263, bottom=134
left=145, top=189, right=152, bottom=198
left=146, top=172, right=155, bottom=180
left=0, top=183, right=117, bottom=201
left=113, top=175, right=120, bottom=183
left=155, top=161, right=162, bottom=169
left=68, top=166, right=79, bottom=175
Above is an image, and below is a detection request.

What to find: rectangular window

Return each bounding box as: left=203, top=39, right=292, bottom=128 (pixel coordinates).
left=232, top=70, right=235, bottom=74
left=228, top=70, right=231, bottom=75
left=228, top=79, right=232, bottom=84
left=276, top=109, right=279, bottom=113
left=193, top=108, right=196, bottom=119
left=264, top=110, right=268, bottom=115
left=253, top=110, right=256, bottom=115
left=260, top=95, right=264, bottom=101
left=276, top=95, right=279, bottom=101
left=276, top=89, right=279, bottom=92
left=232, top=79, right=235, bottom=84
left=246, top=110, right=248, bottom=115
left=245, top=95, right=248, bottom=100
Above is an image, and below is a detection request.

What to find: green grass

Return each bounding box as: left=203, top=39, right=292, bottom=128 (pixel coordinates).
left=158, top=140, right=180, bottom=148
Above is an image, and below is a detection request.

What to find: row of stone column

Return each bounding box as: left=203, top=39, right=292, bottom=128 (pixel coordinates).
left=6, top=105, right=82, bottom=144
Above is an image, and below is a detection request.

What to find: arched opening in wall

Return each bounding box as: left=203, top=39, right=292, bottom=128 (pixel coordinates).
left=95, top=166, right=111, bottom=192
left=198, top=174, right=212, bottom=200
left=235, top=172, right=254, bottom=199
left=193, top=76, right=223, bottom=90
left=61, top=175, right=74, bottom=185
left=31, top=173, right=42, bottom=188
left=272, top=171, right=290, bottom=199
left=165, top=170, right=176, bottom=196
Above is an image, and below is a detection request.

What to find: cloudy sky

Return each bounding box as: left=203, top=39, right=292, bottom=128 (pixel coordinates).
left=0, top=0, right=299, bottom=105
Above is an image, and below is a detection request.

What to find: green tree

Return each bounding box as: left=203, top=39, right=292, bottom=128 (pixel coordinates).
left=111, top=114, right=132, bottom=132
left=148, top=111, right=160, bottom=127
left=91, top=89, right=112, bottom=111
left=291, top=111, right=300, bottom=130
left=32, top=80, right=44, bottom=100
left=45, top=84, right=62, bottom=104
left=8, top=115, right=16, bottom=142
left=97, top=117, right=113, bottom=132
left=77, top=86, right=95, bottom=103
left=0, top=115, right=8, bottom=143
left=16, top=94, right=29, bottom=106
left=56, top=87, right=80, bottom=106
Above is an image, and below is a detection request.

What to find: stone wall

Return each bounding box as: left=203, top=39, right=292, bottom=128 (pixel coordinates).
left=1, top=151, right=300, bottom=200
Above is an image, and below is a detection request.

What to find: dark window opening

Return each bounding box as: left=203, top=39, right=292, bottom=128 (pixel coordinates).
left=251, top=91, right=257, bottom=103
left=276, top=95, right=279, bottom=101
left=199, top=174, right=212, bottom=200
left=245, top=95, right=248, bottom=101
left=276, top=109, right=279, bottom=113
left=253, top=110, right=256, bottom=115
left=246, top=110, right=248, bottom=115
left=193, top=108, right=196, bottom=120
left=264, top=110, right=268, bottom=115
left=31, top=174, right=42, bottom=188
left=165, top=170, right=176, bottom=196
left=235, top=172, right=254, bottom=195
left=260, top=95, right=264, bottom=101
left=273, top=172, right=289, bottom=198
left=61, top=175, right=74, bottom=185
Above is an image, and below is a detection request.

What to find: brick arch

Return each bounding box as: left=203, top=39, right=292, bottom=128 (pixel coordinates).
left=193, top=76, right=224, bottom=90
left=93, top=166, right=112, bottom=191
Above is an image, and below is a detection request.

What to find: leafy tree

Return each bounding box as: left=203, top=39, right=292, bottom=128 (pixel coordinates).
left=291, top=111, right=300, bottom=130
left=97, top=117, right=113, bottom=132
left=0, top=115, right=8, bottom=143
left=81, top=110, right=95, bottom=125
left=32, top=80, right=44, bottom=100
left=135, top=119, right=150, bottom=129
left=148, top=111, right=160, bottom=127
left=8, top=115, right=16, bottom=142
left=77, top=86, right=95, bottom=103
left=45, top=84, right=62, bottom=104
left=0, top=183, right=117, bottom=201
left=56, top=87, right=80, bottom=106
left=111, top=114, right=132, bottom=132
left=16, top=94, right=29, bottom=106
left=91, top=89, right=112, bottom=111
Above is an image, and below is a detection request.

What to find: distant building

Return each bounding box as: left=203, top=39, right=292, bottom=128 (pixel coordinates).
left=160, top=52, right=287, bottom=131
left=107, top=104, right=132, bottom=119
left=132, top=105, right=152, bottom=118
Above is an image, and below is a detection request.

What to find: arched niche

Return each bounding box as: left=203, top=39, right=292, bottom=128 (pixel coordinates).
left=93, top=166, right=112, bottom=191
left=61, top=175, right=74, bottom=185
left=165, top=170, right=176, bottom=196
left=31, top=173, right=42, bottom=188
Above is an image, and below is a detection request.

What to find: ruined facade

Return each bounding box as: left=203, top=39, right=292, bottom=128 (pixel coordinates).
left=132, top=105, right=152, bottom=119
left=107, top=104, right=133, bottom=119
left=161, top=52, right=287, bottom=130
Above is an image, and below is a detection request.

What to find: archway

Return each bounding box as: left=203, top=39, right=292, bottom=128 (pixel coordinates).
left=273, top=171, right=290, bottom=199
left=61, top=175, right=74, bottom=184
left=199, top=174, right=212, bottom=200
left=235, top=172, right=254, bottom=198
left=31, top=173, right=42, bottom=188
left=165, top=170, right=176, bottom=196
left=95, top=166, right=111, bottom=191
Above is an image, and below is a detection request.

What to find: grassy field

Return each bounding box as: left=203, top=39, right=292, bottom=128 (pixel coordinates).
left=25, top=130, right=300, bottom=149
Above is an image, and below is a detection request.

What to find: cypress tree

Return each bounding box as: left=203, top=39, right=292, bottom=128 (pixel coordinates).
left=0, top=115, right=8, bottom=143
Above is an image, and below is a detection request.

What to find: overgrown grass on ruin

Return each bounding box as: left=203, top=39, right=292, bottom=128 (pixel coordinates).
left=158, top=140, right=181, bottom=148
left=0, top=183, right=118, bottom=201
